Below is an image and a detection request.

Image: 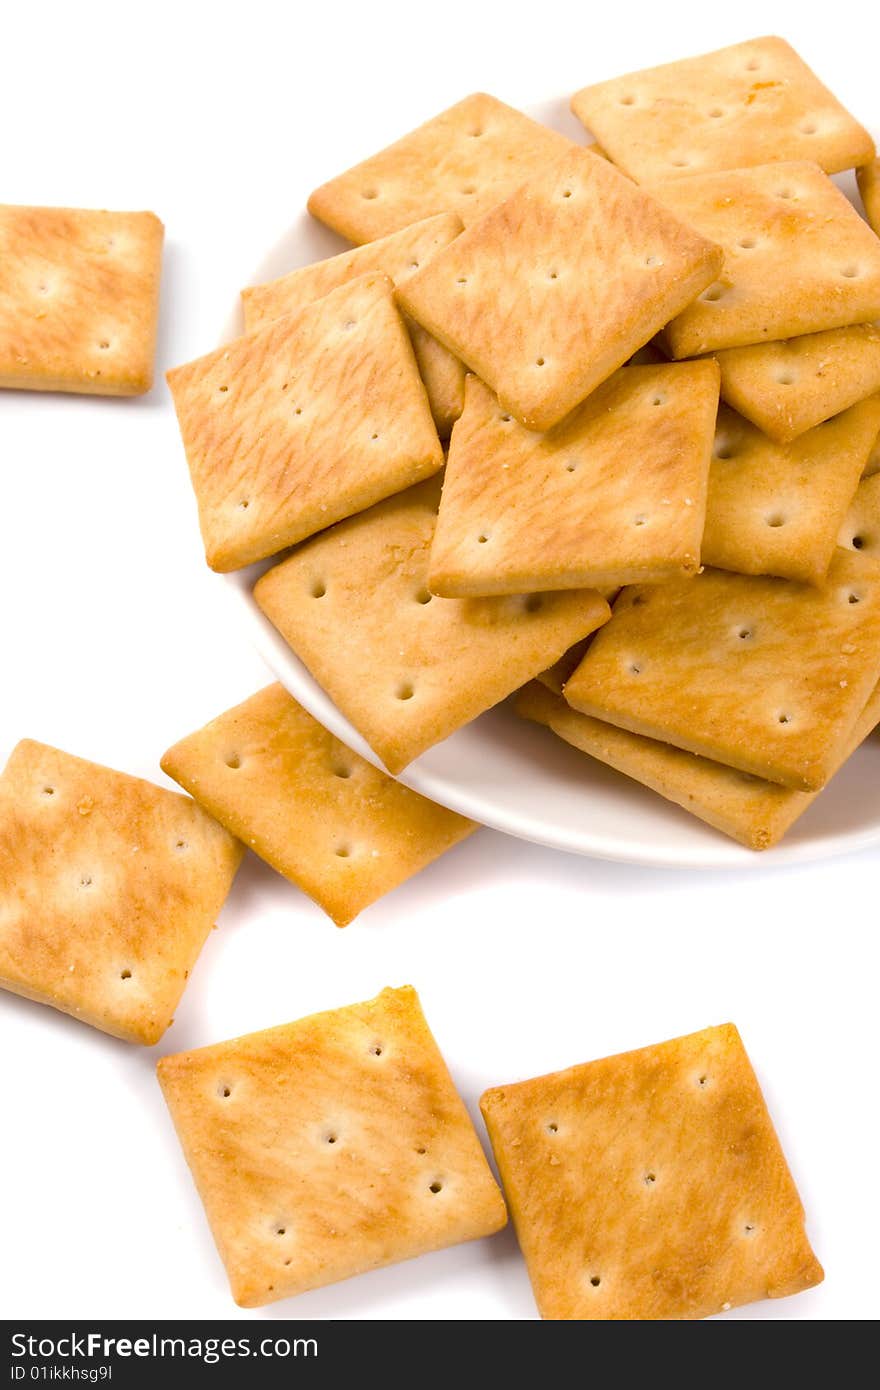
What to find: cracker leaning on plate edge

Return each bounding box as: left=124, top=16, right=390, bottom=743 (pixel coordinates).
left=254, top=478, right=611, bottom=773
left=162, top=683, right=476, bottom=927
left=564, top=552, right=880, bottom=792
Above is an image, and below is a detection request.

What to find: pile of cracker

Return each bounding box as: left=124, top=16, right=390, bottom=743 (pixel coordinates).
left=165, top=35, right=880, bottom=852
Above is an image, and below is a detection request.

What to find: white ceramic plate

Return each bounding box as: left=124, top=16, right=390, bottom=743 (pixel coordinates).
left=222, top=98, right=880, bottom=868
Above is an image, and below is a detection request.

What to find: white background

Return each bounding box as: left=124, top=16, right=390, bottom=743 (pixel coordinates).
left=1, top=0, right=878, bottom=1322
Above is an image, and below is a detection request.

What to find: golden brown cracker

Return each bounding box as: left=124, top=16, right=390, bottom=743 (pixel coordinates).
left=307, top=93, right=576, bottom=243
left=398, top=147, right=723, bottom=430
left=0, top=740, right=242, bottom=1044
left=481, top=1023, right=823, bottom=1319
left=0, top=204, right=163, bottom=394
left=564, top=553, right=880, bottom=790
left=517, top=680, right=880, bottom=850
left=571, top=37, right=874, bottom=183
left=254, top=478, right=610, bottom=773
left=158, top=985, right=507, bottom=1306
left=653, top=162, right=880, bottom=357
left=714, top=325, right=880, bottom=442
left=241, top=215, right=466, bottom=437
left=429, top=363, right=719, bottom=594
left=161, top=684, right=476, bottom=927
left=167, top=273, right=442, bottom=571
left=703, top=397, right=880, bottom=583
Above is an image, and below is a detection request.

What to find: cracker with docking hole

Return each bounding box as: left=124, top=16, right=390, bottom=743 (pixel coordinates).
left=703, top=397, right=880, bottom=584
left=0, top=741, right=242, bottom=1044
left=161, top=683, right=477, bottom=928
left=858, top=158, right=880, bottom=233
left=713, top=325, right=880, bottom=442
left=253, top=478, right=610, bottom=774
left=307, top=93, right=577, bottom=244
left=651, top=162, right=880, bottom=358
left=564, top=551, right=880, bottom=791
left=0, top=205, right=163, bottom=394
left=157, top=985, right=507, bottom=1307
left=537, top=639, right=602, bottom=697
left=517, top=680, right=880, bottom=850
left=570, top=36, right=874, bottom=184
left=166, top=273, right=442, bottom=571
left=429, top=363, right=719, bottom=595
left=397, top=146, right=723, bottom=431
left=838, top=472, right=880, bottom=560
left=480, top=1023, right=823, bottom=1320
left=241, top=215, right=466, bottom=438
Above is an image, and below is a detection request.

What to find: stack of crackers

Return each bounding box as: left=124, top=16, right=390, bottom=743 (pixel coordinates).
left=2, top=35, right=871, bottom=1320
left=164, top=35, right=880, bottom=853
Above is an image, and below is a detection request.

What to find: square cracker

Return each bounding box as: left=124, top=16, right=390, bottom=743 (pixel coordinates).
left=429, top=362, right=719, bottom=596
left=702, top=397, right=880, bottom=584
left=0, top=205, right=163, bottom=395
left=517, top=680, right=880, bottom=851
left=161, top=683, right=476, bottom=927
left=0, top=740, right=242, bottom=1044
left=157, top=985, right=507, bottom=1307
left=480, top=1023, right=823, bottom=1320
left=307, top=93, right=576, bottom=244
left=653, top=162, right=880, bottom=357
left=564, top=552, right=880, bottom=790
left=254, top=478, right=610, bottom=773
left=167, top=273, right=442, bottom=571
left=713, top=324, right=880, bottom=442
left=398, top=148, right=722, bottom=431
left=241, top=215, right=466, bottom=437
left=857, top=157, right=880, bottom=233
left=570, top=36, right=874, bottom=184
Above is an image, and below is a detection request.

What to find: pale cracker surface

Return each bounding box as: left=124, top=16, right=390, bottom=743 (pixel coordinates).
left=398, top=146, right=723, bottom=430
left=158, top=985, right=507, bottom=1307
left=517, top=680, right=880, bottom=851
left=857, top=158, right=880, bottom=233
left=0, top=205, right=163, bottom=394
left=0, top=741, right=242, bottom=1044
left=713, top=324, right=880, bottom=442
left=307, top=93, right=576, bottom=243
left=429, top=363, right=719, bottom=595
left=571, top=36, right=874, bottom=184
left=564, top=552, right=880, bottom=790
left=241, top=215, right=466, bottom=437
left=703, top=397, right=880, bottom=583
left=481, top=1023, right=823, bottom=1320
left=653, top=162, right=880, bottom=357
left=161, top=684, right=476, bottom=927
left=254, top=478, right=610, bottom=773
left=167, top=273, right=442, bottom=571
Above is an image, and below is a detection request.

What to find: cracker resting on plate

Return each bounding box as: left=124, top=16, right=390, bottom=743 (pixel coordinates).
left=254, top=478, right=610, bottom=773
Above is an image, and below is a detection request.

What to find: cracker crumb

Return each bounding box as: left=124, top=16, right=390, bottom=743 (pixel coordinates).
left=77, top=796, right=94, bottom=816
